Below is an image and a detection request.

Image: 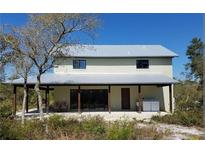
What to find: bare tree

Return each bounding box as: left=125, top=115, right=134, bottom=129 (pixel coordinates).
left=13, top=53, right=33, bottom=124
left=10, top=14, right=99, bottom=120
left=0, top=30, right=12, bottom=81
left=1, top=33, right=19, bottom=82
left=2, top=33, right=33, bottom=124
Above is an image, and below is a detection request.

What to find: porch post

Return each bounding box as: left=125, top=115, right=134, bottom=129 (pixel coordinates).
left=78, top=85, right=81, bottom=113
left=169, top=84, right=173, bottom=113
left=26, top=86, right=29, bottom=113
left=108, top=85, right=111, bottom=113
left=47, top=86, right=49, bottom=113
left=37, top=96, right=39, bottom=111
left=12, top=85, right=17, bottom=116
left=138, top=85, right=142, bottom=113
left=45, top=87, right=48, bottom=114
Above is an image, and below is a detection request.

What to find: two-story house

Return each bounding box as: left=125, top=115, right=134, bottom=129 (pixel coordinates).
left=8, top=45, right=178, bottom=114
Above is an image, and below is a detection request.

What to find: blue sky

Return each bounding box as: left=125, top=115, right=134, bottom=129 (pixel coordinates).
left=0, top=13, right=203, bottom=79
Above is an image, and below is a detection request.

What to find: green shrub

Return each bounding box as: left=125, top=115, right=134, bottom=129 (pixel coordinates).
left=0, top=118, right=46, bottom=140
left=22, top=120, right=46, bottom=139
left=81, top=116, right=106, bottom=139
left=47, top=114, right=65, bottom=128
left=174, top=81, right=203, bottom=112
left=0, top=119, right=24, bottom=139
left=0, top=100, right=12, bottom=118
left=0, top=116, right=166, bottom=140
left=106, top=121, right=134, bottom=140
left=151, top=111, right=203, bottom=127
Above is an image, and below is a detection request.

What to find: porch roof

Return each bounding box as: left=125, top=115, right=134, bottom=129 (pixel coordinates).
left=5, top=73, right=178, bottom=86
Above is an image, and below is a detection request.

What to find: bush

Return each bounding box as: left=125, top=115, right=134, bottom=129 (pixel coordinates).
left=0, top=119, right=22, bottom=139
left=0, top=118, right=46, bottom=140
left=174, top=81, right=203, bottom=112
left=0, top=116, right=167, bottom=140
left=0, top=100, right=13, bottom=118
left=47, top=114, right=66, bottom=128
left=22, top=120, right=46, bottom=139
left=151, top=111, right=203, bottom=127
left=80, top=116, right=106, bottom=139
left=49, top=101, right=68, bottom=112
left=151, top=81, right=203, bottom=128
left=106, top=121, right=166, bottom=140
left=106, top=121, right=134, bottom=140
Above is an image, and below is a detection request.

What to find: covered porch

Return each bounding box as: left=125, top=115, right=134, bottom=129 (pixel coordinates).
left=7, top=73, right=177, bottom=115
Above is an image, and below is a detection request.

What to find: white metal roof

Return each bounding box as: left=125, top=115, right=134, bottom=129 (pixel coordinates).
left=61, top=45, right=178, bottom=58
left=6, top=73, right=178, bottom=85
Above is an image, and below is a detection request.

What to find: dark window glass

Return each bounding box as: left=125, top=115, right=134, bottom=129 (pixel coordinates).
left=70, top=89, right=78, bottom=110
left=136, top=60, right=149, bottom=69
left=70, top=89, right=108, bottom=111
left=73, top=60, right=86, bottom=69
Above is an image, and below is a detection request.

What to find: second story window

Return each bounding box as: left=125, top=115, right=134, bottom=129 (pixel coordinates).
left=73, top=60, right=86, bottom=69
left=136, top=60, right=149, bottom=69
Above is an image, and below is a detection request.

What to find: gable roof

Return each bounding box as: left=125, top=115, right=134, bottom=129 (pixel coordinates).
left=60, top=45, right=178, bottom=58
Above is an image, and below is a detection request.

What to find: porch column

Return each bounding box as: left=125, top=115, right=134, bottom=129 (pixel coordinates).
left=138, top=85, right=142, bottom=113
left=45, top=86, right=49, bottom=114
left=169, top=84, right=173, bottom=113
left=26, top=86, right=29, bottom=113
left=47, top=86, right=49, bottom=113
left=78, top=85, right=81, bottom=113
left=108, top=85, right=111, bottom=113
left=12, top=85, right=17, bottom=116
left=37, top=96, right=39, bottom=111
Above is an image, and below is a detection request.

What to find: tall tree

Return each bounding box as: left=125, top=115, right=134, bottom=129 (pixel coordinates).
left=185, top=38, right=204, bottom=85
left=11, top=14, right=99, bottom=120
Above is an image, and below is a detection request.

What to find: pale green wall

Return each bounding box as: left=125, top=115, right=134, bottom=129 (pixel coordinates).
left=53, top=56, right=174, bottom=112
left=54, top=57, right=173, bottom=77
left=53, top=85, right=172, bottom=112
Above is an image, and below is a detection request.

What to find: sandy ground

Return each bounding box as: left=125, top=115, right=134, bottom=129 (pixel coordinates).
left=16, top=109, right=167, bottom=121
left=137, top=123, right=204, bottom=140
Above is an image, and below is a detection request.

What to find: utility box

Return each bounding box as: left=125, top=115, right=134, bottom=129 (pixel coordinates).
left=143, top=98, right=160, bottom=112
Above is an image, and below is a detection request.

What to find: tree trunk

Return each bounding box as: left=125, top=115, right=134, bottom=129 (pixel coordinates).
left=35, top=74, right=43, bottom=120
left=21, top=80, right=27, bottom=125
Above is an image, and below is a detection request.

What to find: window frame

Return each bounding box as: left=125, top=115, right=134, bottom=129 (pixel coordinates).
left=73, top=59, right=86, bottom=69
left=136, top=60, right=149, bottom=69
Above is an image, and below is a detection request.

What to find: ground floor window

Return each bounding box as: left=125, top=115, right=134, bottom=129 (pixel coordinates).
left=70, top=89, right=108, bottom=111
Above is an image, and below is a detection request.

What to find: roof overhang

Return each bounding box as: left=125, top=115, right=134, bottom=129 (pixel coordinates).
left=4, top=73, right=178, bottom=86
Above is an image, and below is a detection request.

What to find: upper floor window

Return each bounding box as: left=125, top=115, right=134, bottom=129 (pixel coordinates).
left=136, top=60, right=149, bottom=69
left=73, top=60, right=86, bottom=69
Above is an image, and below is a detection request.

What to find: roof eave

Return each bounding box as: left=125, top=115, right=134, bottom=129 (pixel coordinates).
left=58, top=55, right=178, bottom=58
